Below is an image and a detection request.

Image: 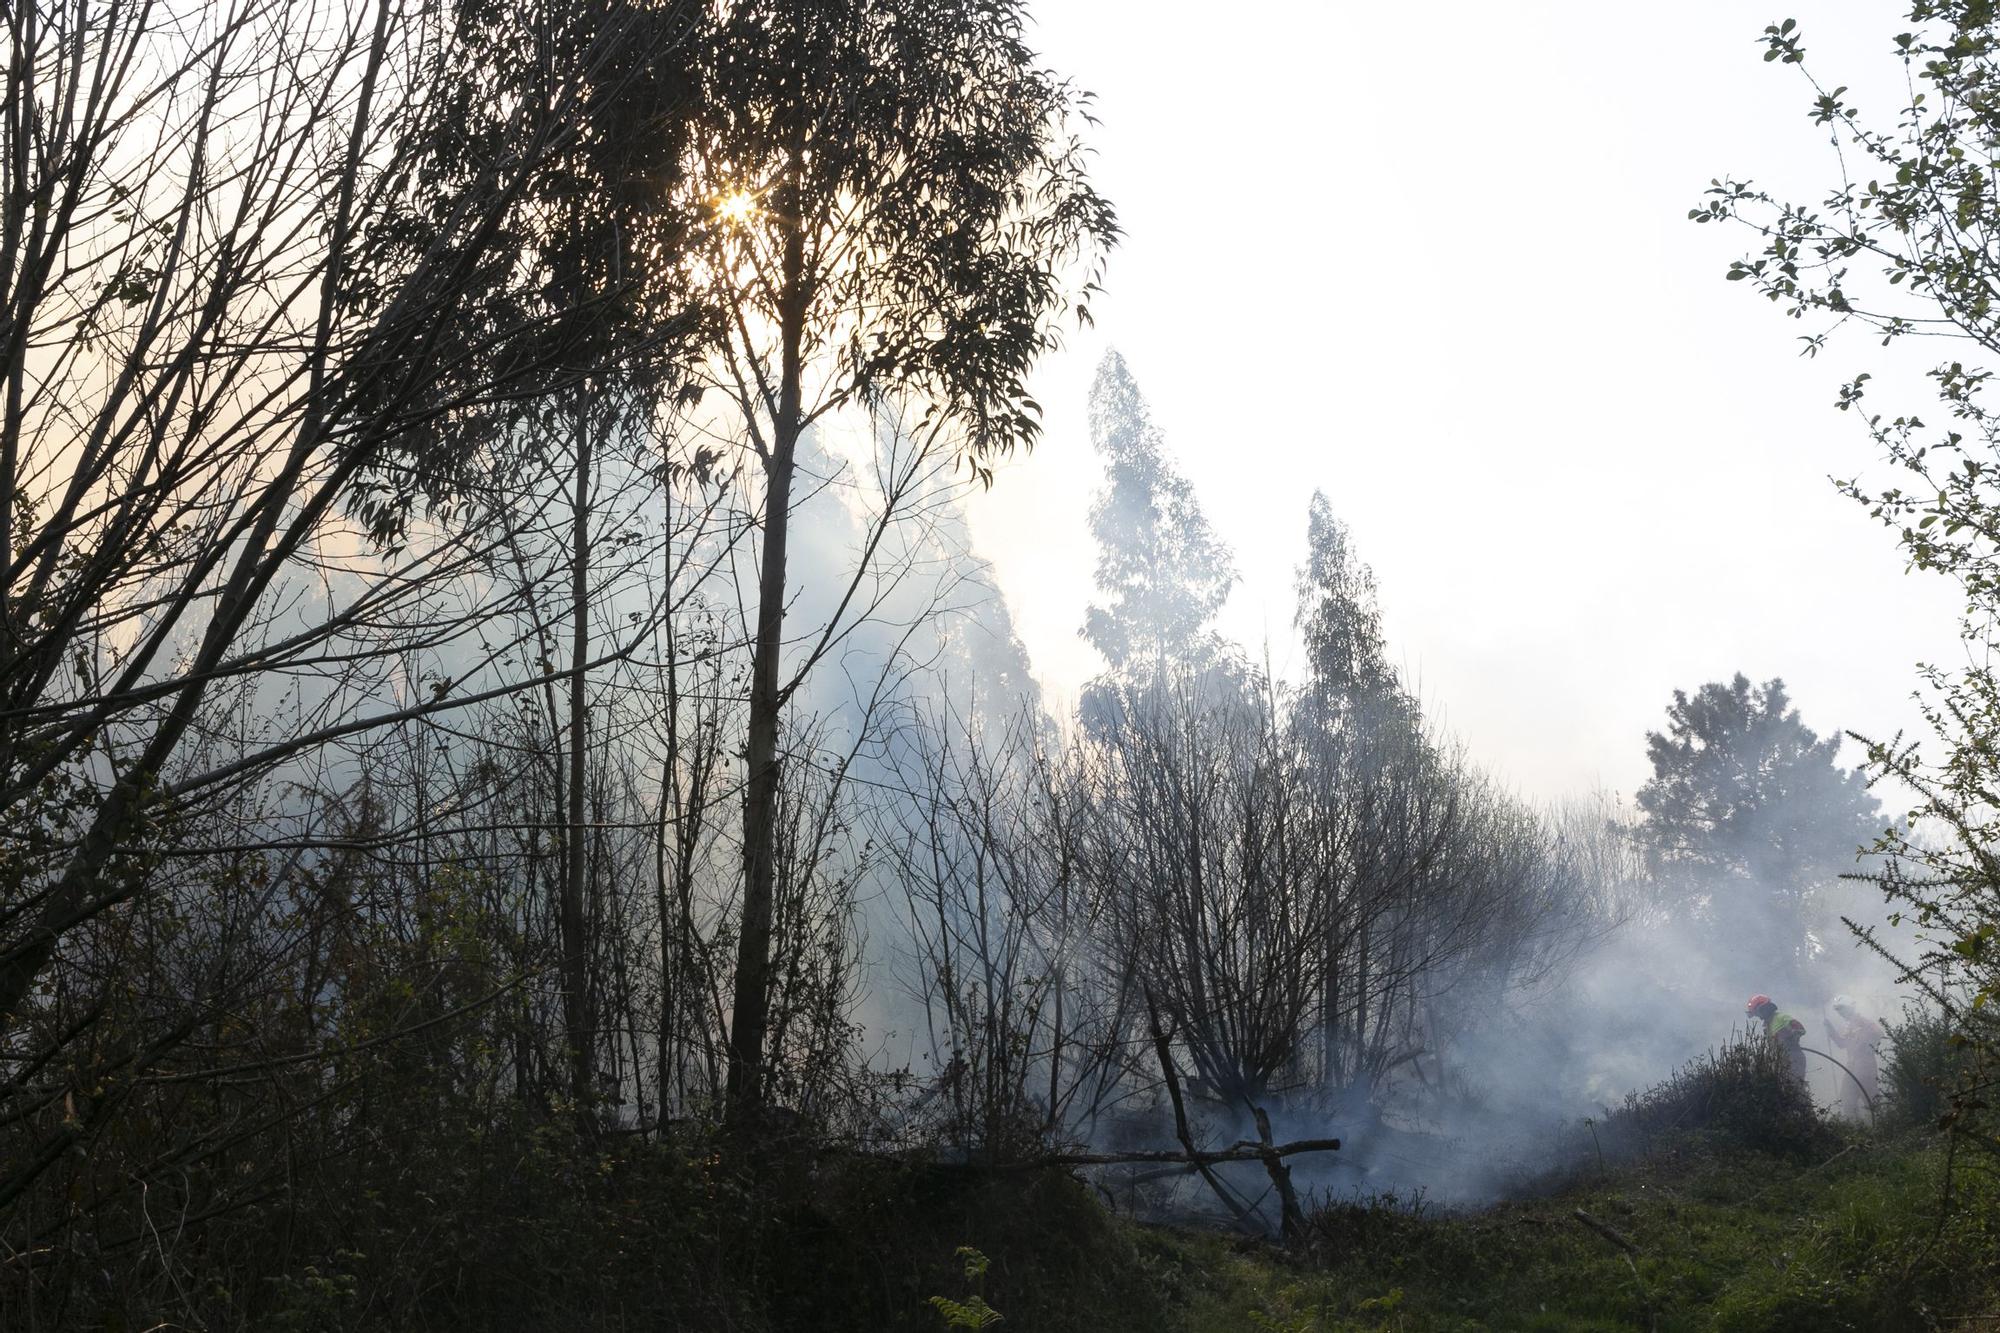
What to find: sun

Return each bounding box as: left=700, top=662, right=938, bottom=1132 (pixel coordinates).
left=714, top=189, right=758, bottom=226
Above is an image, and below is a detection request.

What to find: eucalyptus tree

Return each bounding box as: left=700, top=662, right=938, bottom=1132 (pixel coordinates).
left=673, top=0, right=1116, bottom=1131
left=1290, top=491, right=1421, bottom=1085
left=1081, top=352, right=1238, bottom=688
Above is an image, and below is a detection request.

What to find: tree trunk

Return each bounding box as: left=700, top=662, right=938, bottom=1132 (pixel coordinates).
left=655, top=644, right=679, bottom=1125
left=724, top=227, right=805, bottom=1135
left=723, top=437, right=794, bottom=1132
left=562, top=397, right=595, bottom=1125
left=1252, top=1103, right=1306, bottom=1244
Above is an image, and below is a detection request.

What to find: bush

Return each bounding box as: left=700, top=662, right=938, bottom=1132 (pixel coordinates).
left=1591, top=1032, right=1841, bottom=1164
left=1880, top=1002, right=1963, bottom=1132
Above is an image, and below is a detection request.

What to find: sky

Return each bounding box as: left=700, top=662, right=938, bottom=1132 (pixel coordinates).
left=965, top=0, right=1973, bottom=804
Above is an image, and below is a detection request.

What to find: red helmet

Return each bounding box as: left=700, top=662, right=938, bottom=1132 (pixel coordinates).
left=1745, top=993, right=1774, bottom=1013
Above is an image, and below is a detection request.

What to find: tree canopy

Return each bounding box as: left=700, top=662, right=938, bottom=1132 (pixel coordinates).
left=1081, top=351, right=1236, bottom=679
left=1634, top=674, right=1879, bottom=906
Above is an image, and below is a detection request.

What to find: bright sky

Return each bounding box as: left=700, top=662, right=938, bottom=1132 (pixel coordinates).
left=966, top=1, right=1973, bottom=804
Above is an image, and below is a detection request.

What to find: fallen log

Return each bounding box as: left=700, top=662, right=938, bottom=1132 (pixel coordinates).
left=1030, top=1137, right=1342, bottom=1169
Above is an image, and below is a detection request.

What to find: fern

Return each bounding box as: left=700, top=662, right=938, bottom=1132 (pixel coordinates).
left=929, top=1246, right=1004, bottom=1329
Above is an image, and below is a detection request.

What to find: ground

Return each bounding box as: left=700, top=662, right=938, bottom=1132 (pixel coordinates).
left=1100, top=1135, right=1998, bottom=1332
left=236, top=1105, right=2000, bottom=1330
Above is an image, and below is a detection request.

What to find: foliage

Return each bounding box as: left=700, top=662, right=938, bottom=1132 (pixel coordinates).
left=6, top=1102, right=1190, bottom=1331
left=1245, top=1283, right=1337, bottom=1333
left=1634, top=676, right=1879, bottom=898
left=0, top=0, right=1114, bottom=1316
left=678, top=0, right=1117, bottom=1127
left=1166, top=1045, right=1991, bottom=1329
left=1629, top=675, right=1880, bottom=956
left=1171, top=1135, right=2000, bottom=1332
left=1081, top=351, right=1239, bottom=684
left=19, top=992, right=1988, bottom=1331
left=1698, top=1, right=2000, bottom=1159
left=1880, top=1002, right=1971, bottom=1131
left=930, top=1247, right=1004, bottom=1329
left=687, top=0, right=1116, bottom=465
left=1294, top=489, right=1403, bottom=728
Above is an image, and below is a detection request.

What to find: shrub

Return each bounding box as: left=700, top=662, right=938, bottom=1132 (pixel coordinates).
left=1592, top=1032, right=1840, bottom=1163
left=1880, top=1003, right=1964, bottom=1132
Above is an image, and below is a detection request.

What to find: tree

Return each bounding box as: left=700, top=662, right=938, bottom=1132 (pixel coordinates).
left=0, top=0, right=691, bottom=1103
left=1081, top=352, right=1237, bottom=682
left=1631, top=675, right=1879, bottom=986
left=1289, top=494, right=1445, bottom=1090
left=676, top=0, right=1116, bottom=1133
left=1295, top=491, right=1397, bottom=718
left=1074, top=667, right=1326, bottom=1238
left=0, top=0, right=712, bottom=1295
left=1699, top=2, right=2000, bottom=1152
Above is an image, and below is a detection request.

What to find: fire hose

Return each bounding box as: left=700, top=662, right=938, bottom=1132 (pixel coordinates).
left=1800, top=1045, right=1877, bottom=1117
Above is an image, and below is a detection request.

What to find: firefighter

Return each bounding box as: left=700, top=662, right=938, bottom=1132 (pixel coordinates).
left=1826, top=993, right=1884, bottom=1120
left=1746, top=993, right=1807, bottom=1084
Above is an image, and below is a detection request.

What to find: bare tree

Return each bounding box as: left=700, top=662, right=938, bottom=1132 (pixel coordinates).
left=0, top=0, right=701, bottom=1241
left=1080, top=673, right=1319, bottom=1113
left=874, top=691, right=1132, bottom=1159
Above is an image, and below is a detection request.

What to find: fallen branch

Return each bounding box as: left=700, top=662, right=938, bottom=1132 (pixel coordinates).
left=1035, top=1137, right=1343, bottom=1169
left=1572, top=1208, right=1638, bottom=1255
left=1574, top=1208, right=1656, bottom=1332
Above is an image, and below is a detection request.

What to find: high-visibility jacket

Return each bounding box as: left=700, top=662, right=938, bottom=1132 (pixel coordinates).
left=1765, top=1010, right=1808, bottom=1081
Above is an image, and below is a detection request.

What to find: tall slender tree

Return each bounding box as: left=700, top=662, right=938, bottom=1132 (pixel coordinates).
left=1295, top=492, right=1398, bottom=724
left=677, top=0, right=1116, bottom=1132
left=1081, top=351, right=1237, bottom=685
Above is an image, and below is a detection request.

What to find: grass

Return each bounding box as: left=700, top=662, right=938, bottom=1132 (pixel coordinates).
left=1155, top=1132, right=1999, bottom=1332
left=1120, top=1038, right=1997, bottom=1332
left=227, top=1039, right=1998, bottom=1330
left=769, top=1037, right=1999, bottom=1332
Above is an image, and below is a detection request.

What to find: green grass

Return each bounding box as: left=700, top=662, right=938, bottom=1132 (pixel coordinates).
left=1153, top=1133, right=1999, bottom=1332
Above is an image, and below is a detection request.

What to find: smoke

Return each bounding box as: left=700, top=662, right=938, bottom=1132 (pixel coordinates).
left=969, top=354, right=1937, bottom=1229
left=222, top=340, right=1929, bottom=1206
left=752, top=357, right=1938, bottom=1228
left=1076, top=865, right=1926, bottom=1229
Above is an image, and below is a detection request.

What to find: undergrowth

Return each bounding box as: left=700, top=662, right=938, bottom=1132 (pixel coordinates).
left=1170, top=1133, right=1999, bottom=1332
left=1590, top=1033, right=1840, bottom=1164
left=32, top=1040, right=1994, bottom=1332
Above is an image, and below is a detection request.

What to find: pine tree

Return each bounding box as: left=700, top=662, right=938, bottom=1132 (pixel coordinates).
left=1632, top=675, right=1881, bottom=988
